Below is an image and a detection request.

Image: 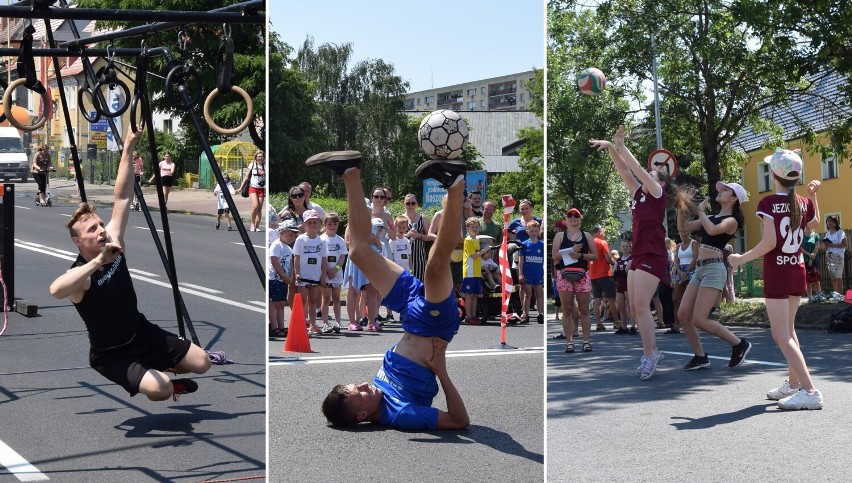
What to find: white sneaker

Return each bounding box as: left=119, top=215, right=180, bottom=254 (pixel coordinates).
left=638, top=351, right=664, bottom=380
left=830, top=292, right=844, bottom=302
left=778, top=388, right=824, bottom=410
left=766, top=380, right=800, bottom=400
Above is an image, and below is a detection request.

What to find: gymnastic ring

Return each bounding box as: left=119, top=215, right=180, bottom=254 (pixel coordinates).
left=164, top=63, right=202, bottom=110
left=203, top=85, right=254, bottom=136
left=130, top=91, right=145, bottom=133
left=93, top=78, right=130, bottom=118
left=78, top=88, right=101, bottom=123
left=3, top=77, right=50, bottom=131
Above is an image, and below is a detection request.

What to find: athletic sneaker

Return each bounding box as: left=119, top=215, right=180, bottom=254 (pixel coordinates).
left=709, top=306, right=721, bottom=318
left=683, top=354, right=710, bottom=371
left=367, top=322, right=382, bottom=332
left=330, top=322, right=341, bottom=334
left=766, top=380, right=800, bottom=400
left=414, top=159, right=467, bottom=189
left=347, top=323, right=362, bottom=332
left=359, top=316, right=369, bottom=327
left=171, top=378, right=198, bottom=401
left=728, top=338, right=752, bottom=368
left=596, top=322, right=607, bottom=331
left=829, top=291, right=844, bottom=302
left=638, top=351, right=664, bottom=380
left=306, top=150, right=363, bottom=175
left=777, top=388, right=824, bottom=410
left=537, top=313, right=544, bottom=324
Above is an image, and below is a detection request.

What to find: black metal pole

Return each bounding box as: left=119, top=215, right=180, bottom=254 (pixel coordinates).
left=0, top=3, right=264, bottom=23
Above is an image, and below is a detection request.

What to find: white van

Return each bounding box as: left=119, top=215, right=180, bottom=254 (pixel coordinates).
left=0, top=126, right=30, bottom=182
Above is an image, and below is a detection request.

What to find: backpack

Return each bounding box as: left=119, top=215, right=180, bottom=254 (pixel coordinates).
left=828, top=306, right=852, bottom=333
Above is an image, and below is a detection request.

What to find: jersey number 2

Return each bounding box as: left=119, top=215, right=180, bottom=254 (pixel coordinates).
left=779, top=216, right=804, bottom=254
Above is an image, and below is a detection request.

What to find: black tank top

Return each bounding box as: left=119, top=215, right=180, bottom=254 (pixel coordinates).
left=556, top=229, right=591, bottom=270
left=72, top=254, right=141, bottom=350
left=699, top=214, right=735, bottom=251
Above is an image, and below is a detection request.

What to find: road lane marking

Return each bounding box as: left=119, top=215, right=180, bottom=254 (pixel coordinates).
left=232, top=242, right=265, bottom=249
left=662, top=350, right=787, bottom=367
left=248, top=300, right=265, bottom=307
left=14, top=206, right=33, bottom=210
left=269, top=347, right=544, bottom=366
left=128, top=268, right=159, bottom=277
left=14, top=240, right=263, bottom=314
left=180, top=283, right=222, bottom=294
left=134, top=226, right=164, bottom=233
left=0, top=439, right=49, bottom=481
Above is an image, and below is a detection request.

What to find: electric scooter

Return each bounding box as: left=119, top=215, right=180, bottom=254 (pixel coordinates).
left=35, top=167, right=55, bottom=207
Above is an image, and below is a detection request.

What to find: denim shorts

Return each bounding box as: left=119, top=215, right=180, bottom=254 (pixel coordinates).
left=689, top=260, right=726, bottom=290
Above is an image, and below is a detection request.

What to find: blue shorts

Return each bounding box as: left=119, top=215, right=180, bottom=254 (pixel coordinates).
left=269, top=279, right=288, bottom=302
left=461, top=277, right=482, bottom=295
left=382, top=270, right=460, bottom=341
left=523, top=278, right=544, bottom=286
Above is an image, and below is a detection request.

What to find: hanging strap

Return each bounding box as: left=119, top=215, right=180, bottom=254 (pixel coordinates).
left=214, top=24, right=234, bottom=94
left=17, top=24, right=47, bottom=95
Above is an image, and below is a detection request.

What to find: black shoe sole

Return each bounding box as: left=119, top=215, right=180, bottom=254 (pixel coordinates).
left=414, top=159, right=467, bottom=189
left=306, top=151, right=363, bottom=175
left=172, top=378, right=198, bottom=395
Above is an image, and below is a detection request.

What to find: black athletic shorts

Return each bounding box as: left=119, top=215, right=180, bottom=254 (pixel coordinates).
left=89, top=315, right=191, bottom=396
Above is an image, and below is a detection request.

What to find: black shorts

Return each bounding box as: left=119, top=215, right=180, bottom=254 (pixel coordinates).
left=161, top=175, right=174, bottom=187
left=89, top=316, right=191, bottom=396
left=33, top=172, right=47, bottom=193
left=591, top=276, right=616, bottom=299
left=217, top=208, right=230, bottom=215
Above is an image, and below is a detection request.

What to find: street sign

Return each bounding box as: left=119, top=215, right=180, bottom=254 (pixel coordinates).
left=648, top=149, right=678, bottom=177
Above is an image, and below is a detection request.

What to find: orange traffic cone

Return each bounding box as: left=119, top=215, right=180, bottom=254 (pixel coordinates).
left=284, top=293, right=313, bottom=353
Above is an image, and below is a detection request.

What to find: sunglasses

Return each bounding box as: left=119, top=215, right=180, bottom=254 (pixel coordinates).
left=566, top=214, right=580, bottom=219
left=373, top=194, right=387, bottom=200
left=290, top=193, right=305, bottom=199
left=405, top=201, right=417, bottom=206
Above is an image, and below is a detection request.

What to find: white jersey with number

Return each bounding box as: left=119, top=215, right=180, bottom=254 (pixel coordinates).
left=293, top=234, right=327, bottom=284
left=321, top=233, right=348, bottom=285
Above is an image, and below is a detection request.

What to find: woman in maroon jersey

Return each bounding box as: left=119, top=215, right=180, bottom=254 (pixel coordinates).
left=590, top=126, right=677, bottom=380
left=676, top=181, right=751, bottom=371
left=728, top=148, right=822, bottom=410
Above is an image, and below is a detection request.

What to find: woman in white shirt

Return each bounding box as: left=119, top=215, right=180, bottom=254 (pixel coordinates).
left=823, top=215, right=847, bottom=300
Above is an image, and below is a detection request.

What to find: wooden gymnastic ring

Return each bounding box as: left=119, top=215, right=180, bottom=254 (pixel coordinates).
left=3, top=77, right=50, bottom=131
left=203, top=85, right=254, bottom=136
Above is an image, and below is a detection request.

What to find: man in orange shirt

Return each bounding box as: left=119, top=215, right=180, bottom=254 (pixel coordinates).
left=589, top=225, right=616, bottom=331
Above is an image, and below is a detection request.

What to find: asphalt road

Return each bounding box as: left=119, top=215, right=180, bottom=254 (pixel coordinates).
left=547, top=320, right=852, bottom=482
left=269, top=305, right=546, bottom=482
left=0, top=187, right=268, bottom=482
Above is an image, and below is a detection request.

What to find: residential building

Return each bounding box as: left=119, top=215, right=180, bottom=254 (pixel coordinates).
left=404, top=71, right=536, bottom=113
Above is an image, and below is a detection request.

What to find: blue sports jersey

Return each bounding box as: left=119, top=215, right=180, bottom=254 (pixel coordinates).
left=521, top=239, right=545, bottom=281
left=374, top=347, right=439, bottom=430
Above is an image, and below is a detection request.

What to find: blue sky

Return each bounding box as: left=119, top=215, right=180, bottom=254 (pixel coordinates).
left=269, top=1, right=545, bottom=93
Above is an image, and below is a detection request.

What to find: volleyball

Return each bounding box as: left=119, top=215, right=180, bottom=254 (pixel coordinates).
left=577, top=68, right=606, bottom=96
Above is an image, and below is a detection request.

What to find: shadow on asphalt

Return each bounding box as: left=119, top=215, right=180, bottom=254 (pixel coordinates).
left=409, top=424, right=544, bottom=464
left=670, top=403, right=777, bottom=430
left=547, top=327, right=852, bottom=420
left=115, top=403, right=260, bottom=438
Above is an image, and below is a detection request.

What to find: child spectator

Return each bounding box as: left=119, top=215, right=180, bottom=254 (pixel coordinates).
left=390, top=215, right=413, bottom=273
left=462, top=217, right=489, bottom=325
left=213, top=174, right=236, bottom=231
left=480, top=242, right=500, bottom=291
left=293, top=209, right=328, bottom=334
left=519, top=219, right=545, bottom=324
left=321, top=212, right=347, bottom=333
left=269, top=221, right=298, bottom=338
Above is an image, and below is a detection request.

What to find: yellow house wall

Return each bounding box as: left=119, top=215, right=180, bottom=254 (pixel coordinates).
left=741, top=134, right=850, bottom=251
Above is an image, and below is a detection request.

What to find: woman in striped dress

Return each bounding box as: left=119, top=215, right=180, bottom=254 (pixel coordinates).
left=403, top=194, right=431, bottom=281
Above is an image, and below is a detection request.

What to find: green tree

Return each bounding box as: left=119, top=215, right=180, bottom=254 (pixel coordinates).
left=268, top=32, right=320, bottom=193
left=547, top=3, right=633, bottom=234
left=593, top=0, right=824, bottom=207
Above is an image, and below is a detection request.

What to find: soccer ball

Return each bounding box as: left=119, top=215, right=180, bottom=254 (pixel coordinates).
left=418, top=109, right=469, bottom=160
left=577, top=67, right=606, bottom=96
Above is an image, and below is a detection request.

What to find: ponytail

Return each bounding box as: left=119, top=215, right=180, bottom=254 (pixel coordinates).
left=773, top=173, right=801, bottom=229
left=732, top=200, right=745, bottom=230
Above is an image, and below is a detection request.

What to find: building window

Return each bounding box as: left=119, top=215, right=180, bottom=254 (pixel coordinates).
left=467, top=101, right=476, bottom=109
left=425, top=96, right=434, bottom=104
left=520, top=93, right=525, bottom=101
left=64, top=86, right=76, bottom=110
left=480, top=100, right=485, bottom=108
left=822, top=151, right=838, bottom=179
left=480, top=86, right=486, bottom=94
left=417, top=98, right=421, bottom=105
left=163, top=119, right=172, bottom=133
left=467, top=88, right=476, bottom=97
left=758, top=162, right=770, bottom=192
